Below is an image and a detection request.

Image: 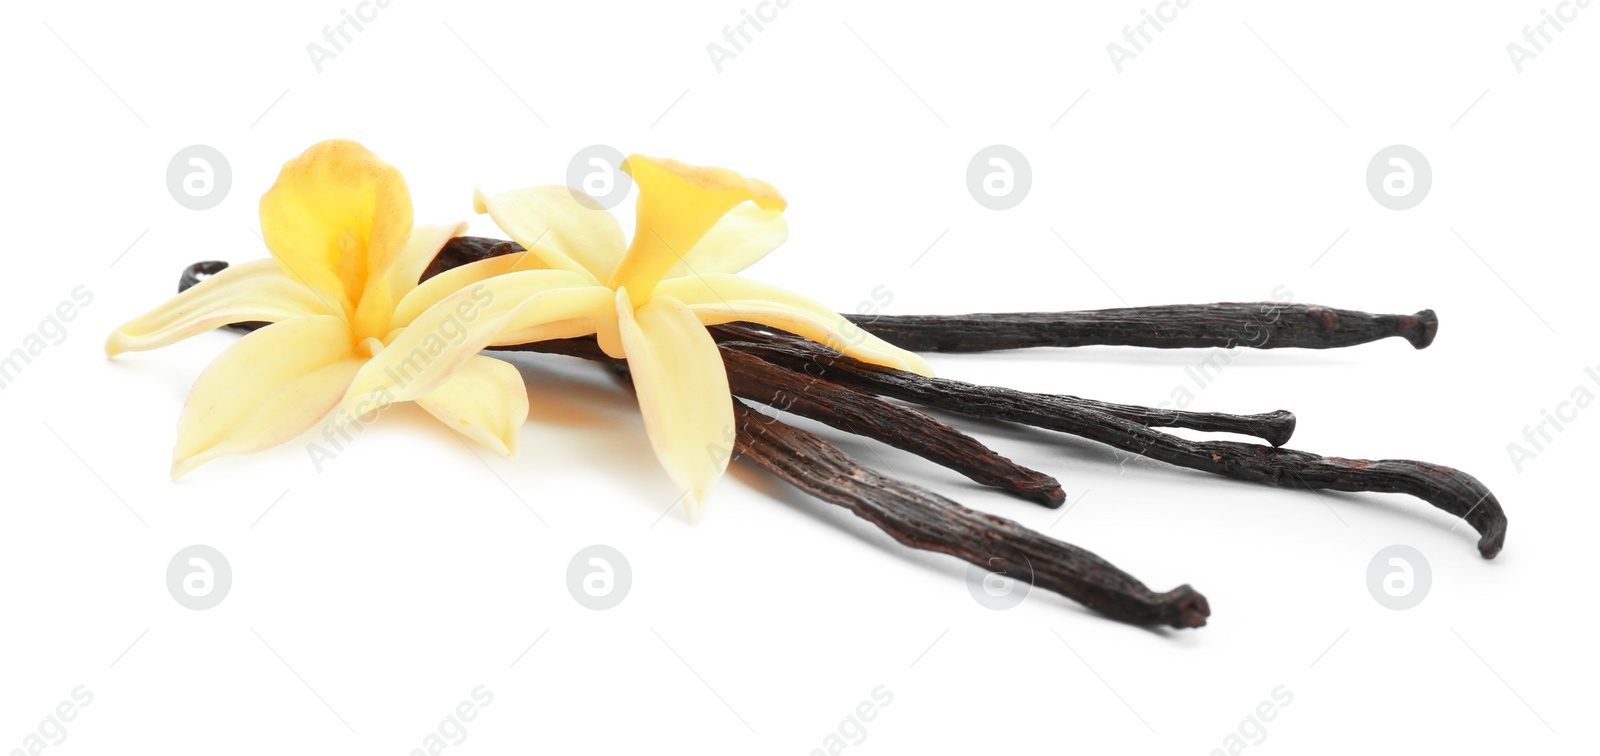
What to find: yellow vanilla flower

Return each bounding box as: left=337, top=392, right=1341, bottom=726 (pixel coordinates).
left=107, top=139, right=529, bottom=477
left=341, top=154, right=932, bottom=520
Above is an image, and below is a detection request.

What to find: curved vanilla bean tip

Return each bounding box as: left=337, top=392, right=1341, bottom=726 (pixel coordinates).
left=1397, top=309, right=1439, bottom=350
left=846, top=303, right=1441, bottom=352
left=731, top=400, right=1209, bottom=629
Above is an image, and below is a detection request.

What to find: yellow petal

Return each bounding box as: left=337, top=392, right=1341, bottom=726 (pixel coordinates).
left=616, top=289, right=735, bottom=522
left=346, top=270, right=611, bottom=404
left=414, top=354, right=529, bottom=457
left=608, top=155, right=786, bottom=304
left=663, top=202, right=788, bottom=279
left=381, top=222, right=469, bottom=309
left=172, top=315, right=362, bottom=478
left=474, top=186, right=624, bottom=282
left=390, top=247, right=550, bottom=330
left=655, top=274, right=933, bottom=376
left=106, top=259, right=337, bottom=357
left=259, top=139, right=413, bottom=318
left=349, top=221, right=468, bottom=339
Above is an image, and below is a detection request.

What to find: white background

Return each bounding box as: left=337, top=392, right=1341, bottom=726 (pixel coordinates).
left=2, top=1, right=1595, bottom=753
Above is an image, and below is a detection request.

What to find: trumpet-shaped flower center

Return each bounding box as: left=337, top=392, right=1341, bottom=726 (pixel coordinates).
left=335, top=226, right=370, bottom=311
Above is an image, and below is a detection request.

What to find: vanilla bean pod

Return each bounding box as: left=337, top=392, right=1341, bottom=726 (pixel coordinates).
left=717, top=348, right=1068, bottom=507
left=847, top=304, right=1438, bottom=352
left=724, top=329, right=1507, bottom=558
left=729, top=399, right=1210, bottom=628
left=719, top=326, right=1297, bottom=445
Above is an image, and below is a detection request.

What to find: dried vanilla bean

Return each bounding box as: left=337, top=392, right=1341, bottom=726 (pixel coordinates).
left=847, top=304, right=1438, bottom=352
left=728, top=399, right=1210, bottom=629
left=724, top=329, right=1507, bottom=558
left=718, top=348, right=1066, bottom=506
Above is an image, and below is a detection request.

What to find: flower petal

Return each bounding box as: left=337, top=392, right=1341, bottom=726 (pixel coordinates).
left=106, top=259, right=338, bottom=357
left=609, top=155, right=786, bottom=303
left=351, top=221, right=468, bottom=339
left=616, top=289, right=734, bottom=522
left=663, top=202, right=788, bottom=279
left=474, top=186, right=624, bottom=282
left=655, top=273, right=933, bottom=376
left=414, top=354, right=529, bottom=457
left=390, top=247, right=550, bottom=330
left=347, top=270, right=611, bottom=404
left=258, top=139, right=413, bottom=317
left=172, top=315, right=362, bottom=478
left=382, top=222, right=468, bottom=306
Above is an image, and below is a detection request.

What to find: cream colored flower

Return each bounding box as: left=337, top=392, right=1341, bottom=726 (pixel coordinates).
left=342, top=154, right=931, bottom=519
left=107, top=139, right=528, bottom=477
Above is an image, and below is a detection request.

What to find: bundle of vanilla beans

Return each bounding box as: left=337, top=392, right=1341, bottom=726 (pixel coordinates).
left=179, top=237, right=1506, bottom=630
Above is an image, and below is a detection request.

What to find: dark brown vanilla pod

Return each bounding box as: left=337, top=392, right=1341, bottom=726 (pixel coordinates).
left=720, top=326, right=1292, bottom=445
left=717, top=348, right=1065, bottom=506
left=721, top=327, right=1507, bottom=559
left=846, top=304, right=1438, bottom=352
left=729, top=400, right=1210, bottom=629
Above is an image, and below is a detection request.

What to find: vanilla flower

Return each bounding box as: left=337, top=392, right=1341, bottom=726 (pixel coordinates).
left=107, top=140, right=528, bottom=477
left=342, top=155, right=931, bottom=519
